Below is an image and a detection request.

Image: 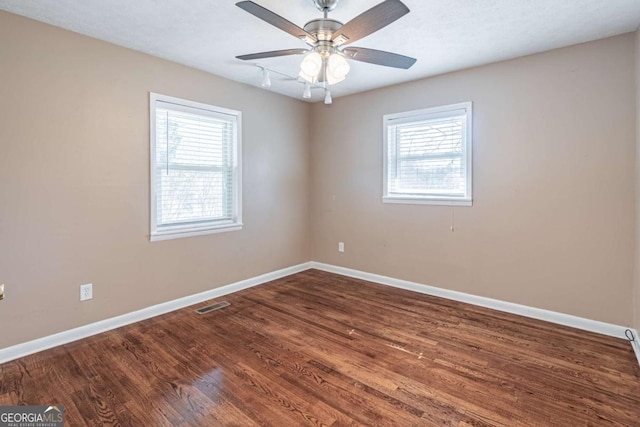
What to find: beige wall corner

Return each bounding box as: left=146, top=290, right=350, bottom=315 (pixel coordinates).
left=0, top=11, right=311, bottom=349
left=635, top=28, right=640, bottom=332
left=310, top=34, right=636, bottom=326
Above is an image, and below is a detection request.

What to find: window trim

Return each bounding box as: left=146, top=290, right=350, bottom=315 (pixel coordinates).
left=149, top=92, right=243, bottom=242
left=382, top=102, right=473, bottom=207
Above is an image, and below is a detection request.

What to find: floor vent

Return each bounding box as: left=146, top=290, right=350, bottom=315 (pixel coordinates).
left=196, top=301, right=230, bottom=315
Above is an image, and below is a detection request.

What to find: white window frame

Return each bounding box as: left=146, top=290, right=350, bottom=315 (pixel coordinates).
left=149, top=93, right=242, bottom=241
left=383, top=102, right=473, bottom=206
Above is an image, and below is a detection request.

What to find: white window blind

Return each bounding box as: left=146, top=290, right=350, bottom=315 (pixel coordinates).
left=150, top=93, right=242, bottom=241
left=383, top=103, right=472, bottom=206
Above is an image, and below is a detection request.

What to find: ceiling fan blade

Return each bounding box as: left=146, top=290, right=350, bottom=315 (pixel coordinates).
left=236, top=48, right=308, bottom=60
left=331, top=0, right=409, bottom=46
left=343, top=47, right=416, bottom=69
left=236, top=1, right=317, bottom=43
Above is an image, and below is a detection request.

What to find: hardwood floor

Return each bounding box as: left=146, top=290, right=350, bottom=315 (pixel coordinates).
left=1, top=269, right=639, bottom=426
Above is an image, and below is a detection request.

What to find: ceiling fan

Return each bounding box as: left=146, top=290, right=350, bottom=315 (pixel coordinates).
left=235, top=0, right=416, bottom=96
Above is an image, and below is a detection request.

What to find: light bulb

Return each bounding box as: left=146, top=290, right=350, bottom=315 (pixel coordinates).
left=324, top=89, right=332, bottom=105
left=327, top=54, right=350, bottom=80
left=303, top=83, right=311, bottom=99
left=300, top=52, right=322, bottom=77
left=261, top=68, right=271, bottom=88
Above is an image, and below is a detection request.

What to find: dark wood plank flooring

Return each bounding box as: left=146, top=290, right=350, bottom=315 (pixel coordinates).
left=1, top=269, right=639, bottom=426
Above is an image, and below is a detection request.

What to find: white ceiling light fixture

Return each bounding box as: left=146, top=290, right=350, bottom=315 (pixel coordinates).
left=324, top=89, right=332, bottom=105
left=255, top=64, right=325, bottom=99
left=303, top=83, right=312, bottom=99
left=299, top=50, right=350, bottom=85
left=327, top=54, right=349, bottom=80
left=260, top=67, right=271, bottom=88
left=300, top=52, right=323, bottom=79
left=326, top=53, right=349, bottom=85
left=236, top=0, right=417, bottom=102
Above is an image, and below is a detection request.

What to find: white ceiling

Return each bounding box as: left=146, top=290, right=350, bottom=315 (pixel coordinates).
left=1, top=0, right=640, bottom=103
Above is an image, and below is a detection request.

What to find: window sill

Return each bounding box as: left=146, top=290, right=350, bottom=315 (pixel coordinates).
left=150, top=223, right=243, bottom=242
left=383, top=196, right=472, bottom=207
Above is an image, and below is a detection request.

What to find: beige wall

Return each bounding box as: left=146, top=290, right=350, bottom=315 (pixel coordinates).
left=635, top=29, right=640, bottom=332
left=0, top=11, right=310, bottom=348
left=310, top=35, right=636, bottom=326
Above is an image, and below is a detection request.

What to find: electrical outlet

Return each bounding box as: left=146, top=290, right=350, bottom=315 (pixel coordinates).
left=80, top=283, right=93, bottom=301
left=338, top=242, right=345, bottom=253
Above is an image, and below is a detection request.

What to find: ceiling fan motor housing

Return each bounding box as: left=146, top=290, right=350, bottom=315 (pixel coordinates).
left=303, top=18, right=342, bottom=42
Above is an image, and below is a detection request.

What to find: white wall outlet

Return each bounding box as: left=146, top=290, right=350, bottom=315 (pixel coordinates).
left=80, top=283, right=93, bottom=301
left=338, top=242, right=345, bottom=253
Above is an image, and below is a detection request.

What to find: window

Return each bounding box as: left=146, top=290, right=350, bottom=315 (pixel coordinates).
left=150, top=93, right=242, bottom=241
left=383, top=102, right=472, bottom=206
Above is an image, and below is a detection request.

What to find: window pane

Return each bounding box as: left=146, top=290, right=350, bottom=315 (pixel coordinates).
left=156, top=109, right=232, bottom=169
left=393, top=156, right=465, bottom=195
left=385, top=103, right=471, bottom=203
left=150, top=94, right=241, bottom=240
left=157, top=169, right=228, bottom=224
left=397, top=119, right=462, bottom=153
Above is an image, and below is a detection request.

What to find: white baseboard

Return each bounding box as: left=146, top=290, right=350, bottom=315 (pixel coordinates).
left=0, top=262, right=313, bottom=365
left=310, top=262, right=630, bottom=340
left=2, top=260, right=638, bottom=369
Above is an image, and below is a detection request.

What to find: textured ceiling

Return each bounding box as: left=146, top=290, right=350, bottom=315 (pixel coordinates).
left=1, top=0, right=640, bottom=103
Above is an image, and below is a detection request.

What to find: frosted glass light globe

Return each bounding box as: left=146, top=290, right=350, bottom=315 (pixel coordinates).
left=300, top=52, right=323, bottom=77
left=328, top=54, right=350, bottom=80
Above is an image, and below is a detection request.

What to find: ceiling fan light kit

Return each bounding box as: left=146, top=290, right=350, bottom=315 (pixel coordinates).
left=236, top=0, right=417, bottom=103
